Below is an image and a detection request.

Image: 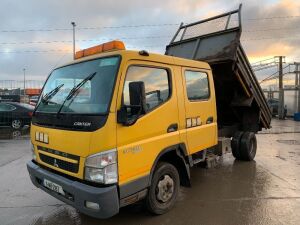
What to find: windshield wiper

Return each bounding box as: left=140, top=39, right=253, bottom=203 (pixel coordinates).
left=33, top=84, right=64, bottom=115
left=56, top=72, right=97, bottom=117
left=42, top=84, right=64, bottom=104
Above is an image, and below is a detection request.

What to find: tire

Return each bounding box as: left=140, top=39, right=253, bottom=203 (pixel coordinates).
left=146, top=162, right=180, bottom=215
left=231, top=131, right=244, bottom=160
left=11, top=119, right=22, bottom=129
left=240, top=132, right=257, bottom=161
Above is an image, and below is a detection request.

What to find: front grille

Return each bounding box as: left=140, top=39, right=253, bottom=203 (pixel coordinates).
left=38, top=146, right=80, bottom=173
left=37, top=146, right=79, bottom=160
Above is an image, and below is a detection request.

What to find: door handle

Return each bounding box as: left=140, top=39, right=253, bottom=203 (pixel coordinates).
left=167, top=123, right=178, bottom=133
left=206, top=116, right=213, bottom=124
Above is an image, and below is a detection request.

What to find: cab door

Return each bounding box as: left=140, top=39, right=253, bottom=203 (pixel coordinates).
left=181, top=67, right=217, bottom=154
left=116, top=60, right=180, bottom=187
left=0, top=103, right=14, bottom=126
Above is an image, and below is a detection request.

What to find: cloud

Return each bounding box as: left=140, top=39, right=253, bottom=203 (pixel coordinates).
left=240, top=0, right=300, bottom=62
left=0, top=0, right=299, bottom=89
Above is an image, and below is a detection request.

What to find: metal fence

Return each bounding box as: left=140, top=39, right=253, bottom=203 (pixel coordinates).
left=0, top=80, right=44, bottom=95
left=0, top=80, right=44, bottom=89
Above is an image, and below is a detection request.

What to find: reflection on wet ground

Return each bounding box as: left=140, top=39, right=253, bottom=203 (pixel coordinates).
left=0, top=126, right=30, bottom=140
left=0, top=119, right=300, bottom=225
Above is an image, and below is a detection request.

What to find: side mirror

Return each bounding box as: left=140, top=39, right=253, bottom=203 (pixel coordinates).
left=117, top=81, right=146, bottom=126
left=128, top=81, right=146, bottom=115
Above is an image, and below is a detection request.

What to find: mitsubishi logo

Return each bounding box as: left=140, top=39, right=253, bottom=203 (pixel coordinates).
left=53, top=159, right=59, bottom=168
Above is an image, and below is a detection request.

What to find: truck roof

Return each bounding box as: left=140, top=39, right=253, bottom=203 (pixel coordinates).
left=58, top=49, right=211, bottom=70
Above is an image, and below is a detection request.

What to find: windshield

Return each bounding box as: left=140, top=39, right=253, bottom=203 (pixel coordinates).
left=36, top=56, right=120, bottom=114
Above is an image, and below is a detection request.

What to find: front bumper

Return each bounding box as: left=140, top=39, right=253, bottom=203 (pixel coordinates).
left=27, top=160, right=119, bottom=219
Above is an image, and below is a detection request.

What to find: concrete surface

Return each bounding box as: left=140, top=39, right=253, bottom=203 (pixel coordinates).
left=0, top=119, right=299, bottom=225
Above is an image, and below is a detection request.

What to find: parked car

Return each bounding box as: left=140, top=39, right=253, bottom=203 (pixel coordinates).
left=29, top=95, right=39, bottom=106
left=0, top=102, right=34, bottom=129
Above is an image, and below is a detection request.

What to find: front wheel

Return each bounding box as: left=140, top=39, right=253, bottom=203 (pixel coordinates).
left=146, top=162, right=180, bottom=215
left=11, top=119, right=22, bottom=129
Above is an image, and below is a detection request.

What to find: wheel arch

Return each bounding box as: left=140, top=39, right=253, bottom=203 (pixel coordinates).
left=149, top=143, right=191, bottom=187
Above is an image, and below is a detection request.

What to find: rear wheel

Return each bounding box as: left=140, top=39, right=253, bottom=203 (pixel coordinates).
left=231, top=131, right=243, bottom=160
left=240, top=132, right=257, bottom=161
left=11, top=119, right=22, bottom=129
left=146, top=162, right=180, bottom=215
left=231, top=131, right=257, bottom=161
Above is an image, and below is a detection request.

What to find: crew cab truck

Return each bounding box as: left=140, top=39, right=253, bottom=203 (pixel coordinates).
left=27, top=6, right=271, bottom=219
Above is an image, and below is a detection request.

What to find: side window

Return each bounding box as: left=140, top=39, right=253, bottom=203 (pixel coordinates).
left=0, top=104, right=5, bottom=112
left=123, top=66, right=170, bottom=112
left=185, top=70, right=210, bottom=101
left=0, top=104, right=15, bottom=112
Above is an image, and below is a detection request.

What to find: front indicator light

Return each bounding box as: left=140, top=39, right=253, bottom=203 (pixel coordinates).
left=85, top=168, right=104, bottom=183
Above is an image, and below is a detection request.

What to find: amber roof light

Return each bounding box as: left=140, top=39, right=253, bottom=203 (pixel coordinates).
left=75, top=40, right=125, bottom=59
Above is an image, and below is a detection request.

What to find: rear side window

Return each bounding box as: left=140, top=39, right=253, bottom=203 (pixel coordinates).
left=123, top=66, right=170, bottom=112
left=185, top=70, right=210, bottom=101
left=0, top=104, right=16, bottom=112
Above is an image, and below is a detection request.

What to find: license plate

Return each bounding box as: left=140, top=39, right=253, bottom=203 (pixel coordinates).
left=43, top=179, right=65, bottom=195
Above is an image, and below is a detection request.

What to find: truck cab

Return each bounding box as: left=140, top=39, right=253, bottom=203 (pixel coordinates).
left=27, top=41, right=219, bottom=218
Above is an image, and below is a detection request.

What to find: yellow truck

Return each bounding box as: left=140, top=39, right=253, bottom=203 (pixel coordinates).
left=27, top=6, right=271, bottom=218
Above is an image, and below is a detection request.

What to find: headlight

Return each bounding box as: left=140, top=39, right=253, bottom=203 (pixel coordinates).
left=31, top=143, right=37, bottom=161
left=84, top=149, right=118, bottom=184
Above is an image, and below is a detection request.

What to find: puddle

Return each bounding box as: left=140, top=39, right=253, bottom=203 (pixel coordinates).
left=276, top=140, right=300, bottom=145
left=0, top=126, right=30, bottom=140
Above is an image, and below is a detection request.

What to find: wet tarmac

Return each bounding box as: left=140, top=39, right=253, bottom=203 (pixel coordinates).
left=0, top=119, right=299, bottom=225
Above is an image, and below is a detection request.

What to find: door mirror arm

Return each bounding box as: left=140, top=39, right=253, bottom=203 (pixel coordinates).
left=117, top=105, right=142, bottom=126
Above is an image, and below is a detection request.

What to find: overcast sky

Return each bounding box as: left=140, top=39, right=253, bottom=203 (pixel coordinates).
left=0, top=0, right=300, bottom=84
